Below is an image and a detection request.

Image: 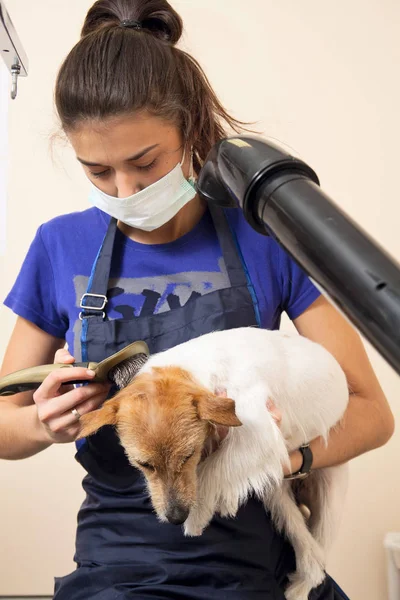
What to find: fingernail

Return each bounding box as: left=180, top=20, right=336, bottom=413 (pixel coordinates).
left=86, top=370, right=95, bottom=376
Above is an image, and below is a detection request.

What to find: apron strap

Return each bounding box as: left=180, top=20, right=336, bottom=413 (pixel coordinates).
left=208, top=204, right=252, bottom=288
left=79, top=217, right=118, bottom=362
left=79, top=217, right=118, bottom=320
left=209, top=204, right=261, bottom=326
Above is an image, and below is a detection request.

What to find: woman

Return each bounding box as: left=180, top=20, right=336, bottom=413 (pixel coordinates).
left=0, top=1, right=394, bottom=598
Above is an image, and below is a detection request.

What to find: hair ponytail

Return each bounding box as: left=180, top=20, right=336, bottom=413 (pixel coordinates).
left=55, top=0, right=249, bottom=170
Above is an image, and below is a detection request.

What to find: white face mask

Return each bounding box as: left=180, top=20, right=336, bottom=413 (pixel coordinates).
left=88, top=149, right=197, bottom=232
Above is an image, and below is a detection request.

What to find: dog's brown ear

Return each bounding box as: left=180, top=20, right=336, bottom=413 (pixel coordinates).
left=77, top=398, right=120, bottom=439
left=195, top=394, right=242, bottom=427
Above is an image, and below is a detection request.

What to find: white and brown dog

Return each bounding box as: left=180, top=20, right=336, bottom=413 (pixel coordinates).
left=79, top=327, right=349, bottom=600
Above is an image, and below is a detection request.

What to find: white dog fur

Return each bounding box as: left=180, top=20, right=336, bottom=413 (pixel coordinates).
left=140, top=327, right=350, bottom=600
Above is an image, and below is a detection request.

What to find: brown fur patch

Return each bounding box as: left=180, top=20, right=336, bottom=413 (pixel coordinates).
left=77, top=366, right=241, bottom=521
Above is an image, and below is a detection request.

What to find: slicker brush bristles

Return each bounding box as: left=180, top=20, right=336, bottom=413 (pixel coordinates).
left=108, top=353, right=149, bottom=389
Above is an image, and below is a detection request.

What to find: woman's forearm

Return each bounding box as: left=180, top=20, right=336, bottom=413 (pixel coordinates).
left=284, top=392, right=394, bottom=476
left=0, top=401, right=52, bottom=460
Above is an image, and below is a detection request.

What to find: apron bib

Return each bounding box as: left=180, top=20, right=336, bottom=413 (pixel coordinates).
left=54, top=205, right=349, bottom=600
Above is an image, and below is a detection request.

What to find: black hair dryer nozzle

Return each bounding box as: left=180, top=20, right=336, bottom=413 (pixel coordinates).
left=197, top=135, right=400, bottom=376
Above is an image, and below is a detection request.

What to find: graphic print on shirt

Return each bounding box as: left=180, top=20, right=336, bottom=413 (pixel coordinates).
left=71, top=257, right=230, bottom=359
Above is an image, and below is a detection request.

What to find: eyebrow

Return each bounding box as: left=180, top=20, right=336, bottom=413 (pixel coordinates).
left=77, top=144, right=160, bottom=167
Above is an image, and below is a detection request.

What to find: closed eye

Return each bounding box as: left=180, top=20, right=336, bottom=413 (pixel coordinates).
left=136, top=158, right=157, bottom=172
left=182, top=449, right=195, bottom=465
left=90, top=169, right=110, bottom=179
left=136, top=460, right=155, bottom=472
left=90, top=159, right=157, bottom=180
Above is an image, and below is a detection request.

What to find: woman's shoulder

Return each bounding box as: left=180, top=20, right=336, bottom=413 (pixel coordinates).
left=224, top=207, right=282, bottom=265
left=38, top=207, right=108, bottom=252
left=224, top=207, right=320, bottom=321
left=40, top=207, right=105, bottom=237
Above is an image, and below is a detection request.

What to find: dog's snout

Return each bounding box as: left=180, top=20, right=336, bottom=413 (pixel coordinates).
left=165, top=504, right=190, bottom=525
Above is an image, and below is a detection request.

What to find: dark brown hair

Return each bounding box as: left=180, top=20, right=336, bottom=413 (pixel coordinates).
left=55, top=0, right=248, bottom=171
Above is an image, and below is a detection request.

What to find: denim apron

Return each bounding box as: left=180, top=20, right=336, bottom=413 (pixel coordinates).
left=53, top=205, right=349, bottom=600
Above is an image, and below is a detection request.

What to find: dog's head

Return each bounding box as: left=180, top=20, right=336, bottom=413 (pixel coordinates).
left=78, top=366, right=242, bottom=525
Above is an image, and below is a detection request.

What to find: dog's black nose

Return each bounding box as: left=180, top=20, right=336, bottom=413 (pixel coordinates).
left=166, top=505, right=190, bottom=525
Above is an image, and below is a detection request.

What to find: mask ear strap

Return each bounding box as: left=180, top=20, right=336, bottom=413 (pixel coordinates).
left=180, top=147, right=186, bottom=167
left=189, top=149, right=195, bottom=182
left=180, top=146, right=196, bottom=183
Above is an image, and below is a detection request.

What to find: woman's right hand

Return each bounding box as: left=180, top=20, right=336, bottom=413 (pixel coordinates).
left=33, top=348, right=111, bottom=444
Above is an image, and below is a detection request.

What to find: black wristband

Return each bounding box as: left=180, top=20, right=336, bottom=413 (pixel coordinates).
left=284, top=444, right=313, bottom=480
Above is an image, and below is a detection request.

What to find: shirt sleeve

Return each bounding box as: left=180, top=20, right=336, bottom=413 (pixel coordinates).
left=3, top=225, right=68, bottom=339
left=279, top=246, right=321, bottom=321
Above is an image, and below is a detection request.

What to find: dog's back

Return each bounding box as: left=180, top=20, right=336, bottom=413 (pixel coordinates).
left=143, top=327, right=349, bottom=449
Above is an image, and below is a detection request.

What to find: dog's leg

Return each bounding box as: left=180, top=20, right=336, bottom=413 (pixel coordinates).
left=266, top=483, right=326, bottom=600
left=184, top=490, right=217, bottom=536
left=184, top=456, right=225, bottom=536
left=293, top=464, right=348, bottom=554
left=185, top=392, right=287, bottom=536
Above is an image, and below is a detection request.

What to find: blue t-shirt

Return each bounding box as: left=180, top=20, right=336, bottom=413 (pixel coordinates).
left=4, top=207, right=320, bottom=360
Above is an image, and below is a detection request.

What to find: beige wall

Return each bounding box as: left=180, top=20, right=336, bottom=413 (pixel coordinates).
left=0, top=0, right=399, bottom=597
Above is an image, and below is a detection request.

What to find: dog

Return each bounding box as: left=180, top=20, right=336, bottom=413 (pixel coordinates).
left=78, top=327, right=349, bottom=600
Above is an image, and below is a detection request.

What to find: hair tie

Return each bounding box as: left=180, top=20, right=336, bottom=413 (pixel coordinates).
left=120, top=20, right=142, bottom=30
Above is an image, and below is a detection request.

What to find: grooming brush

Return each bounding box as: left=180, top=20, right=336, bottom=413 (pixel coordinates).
left=0, top=341, right=150, bottom=396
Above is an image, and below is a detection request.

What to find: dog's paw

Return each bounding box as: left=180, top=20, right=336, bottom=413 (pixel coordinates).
left=183, top=526, right=203, bottom=537
left=183, top=519, right=203, bottom=537
left=285, top=570, right=326, bottom=600
left=296, top=540, right=325, bottom=581
left=183, top=515, right=205, bottom=537
left=284, top=577, right=312, bottom=600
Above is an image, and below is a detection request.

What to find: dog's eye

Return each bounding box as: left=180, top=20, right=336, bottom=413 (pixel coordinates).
left=136, top=461, right=155, bottom=472
left=182, top=449, right=195, bottom=464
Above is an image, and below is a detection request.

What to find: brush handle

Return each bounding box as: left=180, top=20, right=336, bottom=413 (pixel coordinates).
left=0, top=362, right=100, bottom=396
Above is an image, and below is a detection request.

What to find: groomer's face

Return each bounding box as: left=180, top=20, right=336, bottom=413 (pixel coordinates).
left=68, top=112, right=190, bottom=198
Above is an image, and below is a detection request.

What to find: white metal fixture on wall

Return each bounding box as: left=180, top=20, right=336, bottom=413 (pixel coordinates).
left=0, top=62, right=7, bottom=256
left=0, top=0, right=29, bottom=100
